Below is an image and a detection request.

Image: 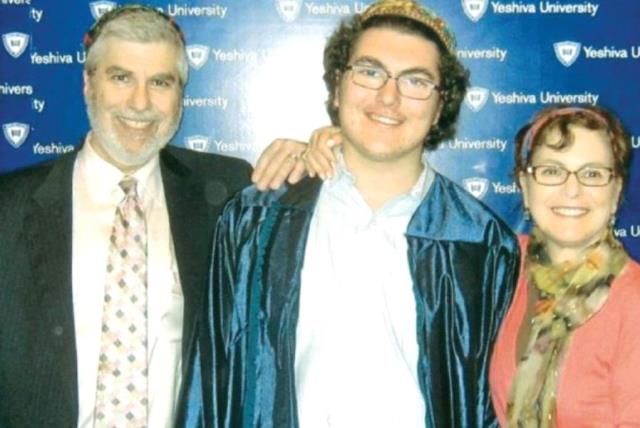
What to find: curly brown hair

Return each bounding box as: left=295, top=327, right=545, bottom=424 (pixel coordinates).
left=514, top=105, right=632, bottom=188
left=323, top=14, right=469, bottom=151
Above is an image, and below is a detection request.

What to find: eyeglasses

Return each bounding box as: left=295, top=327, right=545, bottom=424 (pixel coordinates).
left=345, top=64, right=441, bottom=100
left=526, top=164, right=615, bottom=187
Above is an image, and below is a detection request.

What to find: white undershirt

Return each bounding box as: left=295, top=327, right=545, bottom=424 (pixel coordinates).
left=295, top=152, right=434, bottom=428
left=72, top=140, right=183, bottom=428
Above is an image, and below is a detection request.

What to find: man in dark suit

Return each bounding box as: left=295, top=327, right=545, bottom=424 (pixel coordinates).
left=0, top=5, right=303, bottom=427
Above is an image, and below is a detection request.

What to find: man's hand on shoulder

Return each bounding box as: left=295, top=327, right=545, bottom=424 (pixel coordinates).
left=252, top=138, right=308, bottom=191
left=252, top=126, right=343, bottom=191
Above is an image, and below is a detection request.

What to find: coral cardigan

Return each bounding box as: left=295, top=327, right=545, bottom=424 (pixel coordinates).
left=490, top=235, right=640, bottom=427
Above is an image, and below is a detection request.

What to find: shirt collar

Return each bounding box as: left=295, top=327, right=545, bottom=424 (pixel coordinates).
left=76, top=135, right=162, bottom=203
left=329, top=149, right=433, bottom=203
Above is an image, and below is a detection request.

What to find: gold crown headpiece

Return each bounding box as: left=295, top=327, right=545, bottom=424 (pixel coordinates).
left=360, top=0, right=456, bottom=54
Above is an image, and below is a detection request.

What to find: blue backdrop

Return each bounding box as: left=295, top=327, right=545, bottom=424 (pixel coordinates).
left=1, top=0, right=638, bottom=259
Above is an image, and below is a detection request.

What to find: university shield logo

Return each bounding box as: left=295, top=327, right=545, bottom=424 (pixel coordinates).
left=186, top=45, right=210, bottom=70
left=185, top=135, right=210, bottom=152
left=553, top=41, right=581, bottom=67
left=275, top=0, right=302, bottom=23
left=464, top=87, right=490, bottom=112
left=89, top=1, right=117, bottom=20
left=3, top=122, right=30, bottom=149
left=462, top=0, right=488, bottom=22
left=2, top=32, right=29, bottom=58
left=462, top=177, right=489, bottom=199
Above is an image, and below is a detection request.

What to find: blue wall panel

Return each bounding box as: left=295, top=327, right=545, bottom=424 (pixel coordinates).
left=1, top=0, right=639, bottom=258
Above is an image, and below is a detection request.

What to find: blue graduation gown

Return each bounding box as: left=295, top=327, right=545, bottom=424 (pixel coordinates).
left=191, top=173, right=519, bottom=428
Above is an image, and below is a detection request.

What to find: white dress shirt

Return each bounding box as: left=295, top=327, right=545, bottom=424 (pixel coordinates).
left=72, top=140, right=184, bottom=428
left=295, top=152, right=435, bottom=428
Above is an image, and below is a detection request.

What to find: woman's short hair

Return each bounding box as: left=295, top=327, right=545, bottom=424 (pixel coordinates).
left=514, top=105, right=631, bottom=187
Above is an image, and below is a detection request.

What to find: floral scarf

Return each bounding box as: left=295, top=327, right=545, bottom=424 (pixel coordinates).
left=506, top=226, right=628, bottom=427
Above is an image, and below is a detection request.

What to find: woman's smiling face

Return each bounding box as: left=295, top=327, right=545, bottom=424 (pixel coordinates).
left=520, top=124, right=623, bottom=263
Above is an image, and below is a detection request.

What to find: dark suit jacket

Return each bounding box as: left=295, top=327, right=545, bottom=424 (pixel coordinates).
left=0, top=145, right=252, bottom=427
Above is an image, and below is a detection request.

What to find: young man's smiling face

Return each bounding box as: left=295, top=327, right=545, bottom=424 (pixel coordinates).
left=335, top=27, right=443, bottom=167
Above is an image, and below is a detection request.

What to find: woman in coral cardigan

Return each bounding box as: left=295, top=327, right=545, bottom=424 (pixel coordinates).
left=489, top=105, right=640, bottom=427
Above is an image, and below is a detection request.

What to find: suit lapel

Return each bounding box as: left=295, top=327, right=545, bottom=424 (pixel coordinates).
left=159, top=149, right=214, bottom=363
left=24, top=152, right=79, bottom=423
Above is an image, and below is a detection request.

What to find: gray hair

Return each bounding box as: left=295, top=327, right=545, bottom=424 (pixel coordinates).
left=84, top=5, right=188, bottom=87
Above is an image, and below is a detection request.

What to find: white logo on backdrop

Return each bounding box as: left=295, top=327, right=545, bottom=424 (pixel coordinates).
left=89, top=1, right=117, bottom=20
left=3, top=122, right=30, bottom=149
left=2, top=32, right=29, bottom=58
left=185, top=135, right=210, bottom=152
left=464, top=87, right=490, bottom=112
left=463, top=177, right=489, bottom=199
left=275, top=0, right=302, bottom=22
left=461, top=0, right=489, bottom=22
left=186, top=45, right=210, bottom=69
left=554, top=41, right=581, bottom=67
